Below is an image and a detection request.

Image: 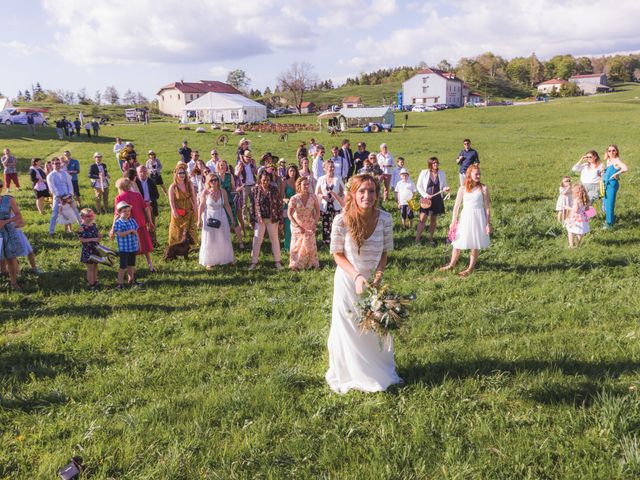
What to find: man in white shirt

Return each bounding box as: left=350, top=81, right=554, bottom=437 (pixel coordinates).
left=329, top=146, right=347, bottom=181
left=47, top=157, right=80, bottom=235
left=187, top=150, right=199, bottom=174
left=376, top=143, right=395, bottom=201
left=206, top=149, right=220, bottom=173
left=312, top=145, right=325, bottom=180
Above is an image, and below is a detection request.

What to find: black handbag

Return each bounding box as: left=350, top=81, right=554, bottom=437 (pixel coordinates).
left=206, top=217, right=221, bottom=229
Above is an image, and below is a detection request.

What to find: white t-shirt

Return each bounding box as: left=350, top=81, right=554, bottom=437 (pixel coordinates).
left=394, top=179, right=416, bottom=205
left=377, top=152, right=395, bottom=175
left=312, top=155, right=325, bottom=179
left=572, top=161, right=602, bottom=184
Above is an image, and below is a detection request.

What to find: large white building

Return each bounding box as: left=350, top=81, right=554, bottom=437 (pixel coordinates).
left=402, top=68, right=464, bottom=107
left=568, top=73, right=611, bottom=95
left=156, top=80, right=242, bottom=116
left=182, top=92, right=267, bottom=123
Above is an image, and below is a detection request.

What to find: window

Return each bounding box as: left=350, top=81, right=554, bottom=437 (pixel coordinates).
left=423, top=77, right=427, bottom=84
left=422, top=87, right=428, bottom=93
left=162, top=95, right=164, bottom=101
left=190, top=94, right=194, bottom=100
left=178, top=94, right=181, bottom=100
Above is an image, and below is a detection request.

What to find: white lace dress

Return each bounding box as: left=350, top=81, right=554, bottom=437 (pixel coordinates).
left=452, top=187, right=490, bottom=250
left=326, top=210, right=403, bottom=393
left=199, top=194, right=235, bottom=266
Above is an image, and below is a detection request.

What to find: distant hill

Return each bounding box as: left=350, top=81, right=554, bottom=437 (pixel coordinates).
left=10, top=102, right=160, bottom=123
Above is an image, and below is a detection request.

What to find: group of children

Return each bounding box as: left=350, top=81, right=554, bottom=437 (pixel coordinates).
left=555, top=177, right=592, bottom=248
left=78, top=203, right=141, bottom=290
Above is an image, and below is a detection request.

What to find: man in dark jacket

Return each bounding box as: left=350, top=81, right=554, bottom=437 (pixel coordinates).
left=178, top=140, right=192, bottom=163
left=338, top=139, right=354, bottom=178
left=136, top=165, right=159, bottom=246
left=353, top=142, right=370, bottom=174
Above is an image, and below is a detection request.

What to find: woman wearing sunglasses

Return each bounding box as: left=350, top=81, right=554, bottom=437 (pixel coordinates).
left=602, top=144, right=628, bottom=228
left=167, top=166, right=198, bottom=247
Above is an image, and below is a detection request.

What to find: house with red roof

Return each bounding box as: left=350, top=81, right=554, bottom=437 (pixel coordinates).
left=537, top=78, right=569, bottom=94
left=156, top=80, right=242, bottom=116
left=300, top=101, right=317, bottom=114
left=401, top=68, right=464, bottom=107
left=342, top=96, right=363, bottom=108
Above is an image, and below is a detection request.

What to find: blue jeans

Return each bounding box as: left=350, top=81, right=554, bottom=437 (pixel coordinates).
left=49, top=196, right=81, bottom=233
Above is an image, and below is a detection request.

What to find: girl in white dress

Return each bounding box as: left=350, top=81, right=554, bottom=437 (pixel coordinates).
left=566, top=183, right=590, bottom=248
left=326, top=174, right=403, bottom=394
left=440, top=164, right=491, bottom=277
left=555, top=176, right=572, bottom=223
left=197, top=174, right=236, bottom=269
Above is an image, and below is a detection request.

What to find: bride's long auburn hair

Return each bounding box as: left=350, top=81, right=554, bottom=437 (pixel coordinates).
left=464, top=164, right=484, bottom=192
left=342, top=174, right=380, bottom=251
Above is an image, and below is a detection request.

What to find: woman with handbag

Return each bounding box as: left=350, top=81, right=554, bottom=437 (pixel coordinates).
left=29, top=158, right=50, bottom=214
left=415, top=157, right=450, bottom=246
left=440, top=165, right=491, bottom=277
left=197, top=174, right=236, bottom=269
left=168, top=166, right=198, bottom=249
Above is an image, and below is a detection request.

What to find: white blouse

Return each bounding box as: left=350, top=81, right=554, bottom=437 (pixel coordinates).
left=572, top=161, right=602, bottom=184
left=316, top=175, right=344, bottom=213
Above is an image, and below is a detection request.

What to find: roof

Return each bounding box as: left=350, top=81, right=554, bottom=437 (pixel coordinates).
left=317, top=111, right=341, bottom=119
left=469, top=92, right=483, bottom=97
left=569, top=73, right=605, bottom=79
left=183, top=92, right=267, bottom=110
left=157, top=80, right=241, bottom=96
left=339, top=107, right=392, bottom=119
left=537, top=78, right=568, bottom=86
left=300, top=101, right=315, bottom=107
left=342, top=96, right=362, bottom=103
left=415, top=68, right=463, bottom=82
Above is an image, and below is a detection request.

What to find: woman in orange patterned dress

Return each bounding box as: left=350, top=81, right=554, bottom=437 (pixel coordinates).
left=288, top=176, right=320, bottom=270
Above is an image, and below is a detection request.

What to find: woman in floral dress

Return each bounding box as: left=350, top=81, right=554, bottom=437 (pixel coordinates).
left=289, top=176, right=320, bottom=270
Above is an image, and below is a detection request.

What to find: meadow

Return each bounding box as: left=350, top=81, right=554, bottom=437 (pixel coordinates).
left=1, top=85, right=640, bottom=479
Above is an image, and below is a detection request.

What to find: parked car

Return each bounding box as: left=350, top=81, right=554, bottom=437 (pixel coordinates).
left=424, top=105, right=439, bottom=112
left=0, top=109, right=48, bottom=126
left=411, top=105, right=426, bottom=112
left=433, top=104, right=448, bottom=110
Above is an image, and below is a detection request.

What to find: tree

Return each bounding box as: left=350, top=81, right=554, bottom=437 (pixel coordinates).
left=505, top=57, right=530, bottom=85
left=60, top=90, right=75, bottom=104
left=32, top=82, right=46, bottom=102
left=94, top=90, right=101, bottom=105
left=135, top=92, right=149, bottom=105
left=575, top=57, right=593, bottom=75
left=263, top=86, right=272, bottom=96
left=23, top=89, right=32, bottom=102
left=103, top=86, right=119, bottom=105
left=437, top=59, right=453, bottom=72
left=122, top=89, right=137, bottom=105
left=528, top=53, right=545, bottom=87
left=545, top=55, right=577, bottom=80
left=277, top=62, right=318, bottom=113
left=226, top=69, right=251, bottom=92
left=77, top=88, right=90, bottom=104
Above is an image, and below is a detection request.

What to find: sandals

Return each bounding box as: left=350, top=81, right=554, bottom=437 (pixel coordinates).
left=458, top=269, right=473, bottom=278
left=439, top=265, right=454, bottom=272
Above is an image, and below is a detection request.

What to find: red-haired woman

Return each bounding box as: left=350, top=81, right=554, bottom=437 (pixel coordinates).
left=326, top=174, right=402, bottom=393
left=441, top=164, right=491, bottom=277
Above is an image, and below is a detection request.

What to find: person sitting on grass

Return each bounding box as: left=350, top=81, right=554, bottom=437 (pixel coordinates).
left=112, top=201, right=141, bottom=289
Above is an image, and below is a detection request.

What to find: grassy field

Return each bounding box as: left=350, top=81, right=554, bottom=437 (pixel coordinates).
left=1, top=85, right=640, bottom=479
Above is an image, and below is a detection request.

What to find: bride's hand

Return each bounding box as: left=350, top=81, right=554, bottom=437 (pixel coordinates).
left=354, top=274, right=368, bottom=295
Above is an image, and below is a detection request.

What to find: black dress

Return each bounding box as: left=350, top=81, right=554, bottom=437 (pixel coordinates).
left=79, top=223, right=100, bottom=263
left=420, top=173, right=445, bottom=216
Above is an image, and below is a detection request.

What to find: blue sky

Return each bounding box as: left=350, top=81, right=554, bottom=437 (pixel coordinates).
left=1, top=0, right=638, bottom=101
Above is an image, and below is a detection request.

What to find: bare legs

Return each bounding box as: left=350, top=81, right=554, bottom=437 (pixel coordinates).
left=415, top=213, right=438, bottom=244
left=440, top=248, right=479, bottom=277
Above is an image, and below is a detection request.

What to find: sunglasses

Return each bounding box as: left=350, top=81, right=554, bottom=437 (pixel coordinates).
left=608, top=149, right=617, bottom=152
left=177, top=171, right=186, bottom=175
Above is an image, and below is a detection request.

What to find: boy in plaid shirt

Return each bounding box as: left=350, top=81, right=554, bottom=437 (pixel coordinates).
left=113, top=201, right=141, bottom=289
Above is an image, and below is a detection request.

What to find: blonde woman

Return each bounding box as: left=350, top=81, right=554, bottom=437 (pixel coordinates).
left=167, top=166, right=198, bottom=247
left=197, top=174, right=236, bottom=268
left=602, top=144, right=628, bottom=228
left=326, top=174, right=401, bottom=393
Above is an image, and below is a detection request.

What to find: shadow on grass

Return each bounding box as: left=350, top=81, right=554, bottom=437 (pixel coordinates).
left=0, top=343, right=106, bottom=411
left=398, top=357, right=640, bottom=406
left=484, top=257, right=631, bottom=273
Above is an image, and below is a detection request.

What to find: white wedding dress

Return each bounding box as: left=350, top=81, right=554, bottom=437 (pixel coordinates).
left=452, top=187, right=490, bottom=250
left=199, top=194, right=235, bottom=266
left=326, top=210, right=403, bottom=393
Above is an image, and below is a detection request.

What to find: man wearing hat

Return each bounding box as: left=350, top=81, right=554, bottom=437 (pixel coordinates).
left=178, top=140, right=192, bottom=164
left=88, top=152, right=110, bottom=214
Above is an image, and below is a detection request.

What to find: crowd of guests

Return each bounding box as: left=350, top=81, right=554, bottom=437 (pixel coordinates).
left=0, top=132, right=630, bottom=290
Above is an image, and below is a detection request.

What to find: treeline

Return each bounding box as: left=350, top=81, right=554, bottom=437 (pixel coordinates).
left=11, top=82, right=152, bottom=106
left=344, top=66, right=423, bottom=86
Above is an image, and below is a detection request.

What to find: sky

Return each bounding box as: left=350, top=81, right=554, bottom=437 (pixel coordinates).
left=1, top=0, right=639, bottom=101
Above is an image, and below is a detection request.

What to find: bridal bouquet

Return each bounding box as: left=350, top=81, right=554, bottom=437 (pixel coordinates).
left=356, top=283, right=416, bottom=339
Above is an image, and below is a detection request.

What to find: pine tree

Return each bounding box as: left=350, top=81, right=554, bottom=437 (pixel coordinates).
left=24, top=89, right=32, bottom=102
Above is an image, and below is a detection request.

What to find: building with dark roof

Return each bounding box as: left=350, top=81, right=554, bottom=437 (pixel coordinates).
left=156, top=80, right=242, bottom=116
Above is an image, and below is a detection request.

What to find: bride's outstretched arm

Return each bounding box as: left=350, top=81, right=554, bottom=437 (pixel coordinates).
left=333, top=252, right=368, bottom=294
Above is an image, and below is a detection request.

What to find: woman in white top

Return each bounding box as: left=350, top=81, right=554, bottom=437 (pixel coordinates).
left=316, top=160, right=345, bottom=245
left=571, top=150, right=603, bottom=203
left=415, top=157, right=450, bottom=246
left=376, top=143, right=394, bottom=201
left=113, top=137, right=125, bottom=168
left=440, top=165, right=490, bottom=277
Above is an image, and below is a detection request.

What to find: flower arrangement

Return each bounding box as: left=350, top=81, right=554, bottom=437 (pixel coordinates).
left=355, top=283, right=416, bottom=340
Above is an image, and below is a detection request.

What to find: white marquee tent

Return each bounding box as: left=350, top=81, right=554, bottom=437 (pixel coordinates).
left=182, top=92, right=267, bottom=123
left=0, top=98, right=14, bottom=111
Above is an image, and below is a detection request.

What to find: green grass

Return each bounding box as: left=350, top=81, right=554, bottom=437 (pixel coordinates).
left=2, top=85, right=640, bottom=479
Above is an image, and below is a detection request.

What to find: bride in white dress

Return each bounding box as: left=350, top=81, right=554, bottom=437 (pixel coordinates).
left=440, top=164, right=491, bottom=277
left=326, top=174, right=403, bottom=393
left=197, top=174, right=236, bottom=268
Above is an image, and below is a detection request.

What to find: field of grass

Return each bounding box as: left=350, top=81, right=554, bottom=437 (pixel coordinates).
left=1, top=84, right=640, bottom=478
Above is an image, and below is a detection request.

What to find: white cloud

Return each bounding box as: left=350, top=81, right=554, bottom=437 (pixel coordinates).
left=42, top=0, right=318, bottom=66
left=209, top=66, right=230, bottom=79
left=338, top=0, right=640, bottom=75
left=0, top=41, right=41, bottom=56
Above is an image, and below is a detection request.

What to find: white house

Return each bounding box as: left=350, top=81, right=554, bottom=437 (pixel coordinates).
left=402, top=68, right=464, bottom=107
left=156, top=80, right=242, bottom=116
left=182, top=92, right=267, bottom=123
left=568, top=73, right=611, bottom=95
left=467, top=92, right=484, bottom=105
left=342, top=96, right=363, bottom=109
left=0, top=98, right=13, bottom=111
left=537, top=78, right=569, bottom=94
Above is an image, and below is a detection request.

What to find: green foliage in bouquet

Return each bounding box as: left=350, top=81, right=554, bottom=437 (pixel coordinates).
left=356, top=283, right=416, bottom=337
